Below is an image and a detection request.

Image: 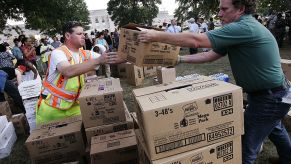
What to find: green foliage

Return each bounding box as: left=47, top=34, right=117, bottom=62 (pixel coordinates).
left=257, top=0, right=291, bottom=15
left=0, top=0, right=89, bottom=35
left=174, top=0, right=219, bottom=22
left=107, top=0, right=161, bottom=27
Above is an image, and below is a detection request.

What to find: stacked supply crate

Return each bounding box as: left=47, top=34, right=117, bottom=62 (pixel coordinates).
left=25, top=116, right=86, bottom=164
left=0, top=116, right=17, bottom=159
left=78, top=78, right=136, bottom=163
left=18, top=70, right=42, bottom=131
left=133, top=76, right=244, bottom=164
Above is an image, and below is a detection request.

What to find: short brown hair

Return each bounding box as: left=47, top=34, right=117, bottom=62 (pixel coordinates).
left=62, top=21, right=83, bottom=37
left=232, top=0, right=256, bottom=14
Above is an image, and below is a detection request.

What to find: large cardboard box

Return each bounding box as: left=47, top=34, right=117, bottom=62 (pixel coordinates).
left=0, top=101, right=12, bottom=118
left=118, top=24, right=180, bottom=67
left=117, top=62, right=131, bottom=78
left=157, top=67, right=176, bottom=84
left=133, top=80, right=244, bottom=160
left=281, top=59, right=291, bottom=80
left=10, top=113, right=30, bottom=136
left=25, top=120, right=86, bottom=164
left=90, top=129, right=138, bottom=164
left=79, top=78, right=126, bottom=128
left=85, top=105, right=134, bottom=145
left=143, top=66, right=157, bottom=78
left=136, top=130, right=242, bottom=164
left=126, top=64, right=144, bottom=86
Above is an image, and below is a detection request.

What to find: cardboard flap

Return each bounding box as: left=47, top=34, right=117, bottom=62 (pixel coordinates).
left=122, top=23, right=164, bottom=31
left=133, top=75, right=213, bottom=97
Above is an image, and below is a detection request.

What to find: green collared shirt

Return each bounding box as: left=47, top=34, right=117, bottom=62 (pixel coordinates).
left=207, top=14, right=284, bottom=92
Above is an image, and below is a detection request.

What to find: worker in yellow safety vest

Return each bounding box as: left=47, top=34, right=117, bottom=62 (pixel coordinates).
left=36, top=21, right=120, bottom=124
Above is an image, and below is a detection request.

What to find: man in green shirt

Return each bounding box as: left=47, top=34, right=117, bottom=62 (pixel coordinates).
left=140, top=0, right=291, bottom=163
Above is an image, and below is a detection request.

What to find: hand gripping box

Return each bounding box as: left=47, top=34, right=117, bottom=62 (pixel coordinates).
left=133, top=79, right=244, bottom=160
left=90, top=129, right=138, bottom=164
left=85, top=103, right=134, bottom=145
left=79, top=78, right=126, bottom=128
left=118, top=23, right=180, bottom=67
left=136, top=130, right=242, bottom=164
left=25, top=119, right=86, bottom=164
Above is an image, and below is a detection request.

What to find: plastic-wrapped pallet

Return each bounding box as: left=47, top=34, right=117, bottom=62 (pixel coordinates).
left=0, top=122, right=17, bottom=159
left=23, top=97, right=38, bottom=132
left=0, top=116, right=9, bottom=133
left=208, top=73, right=230, bottom=82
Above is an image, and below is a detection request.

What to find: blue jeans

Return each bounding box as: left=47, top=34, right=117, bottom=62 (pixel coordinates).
left=243, top=88, right=291, bottom=164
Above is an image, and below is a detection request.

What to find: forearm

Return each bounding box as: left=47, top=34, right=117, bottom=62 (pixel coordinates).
left=154, top=32, right=211, bottom=48
left=61, top=60, right=100, bottom=78
left=179, top=51, right=222, bottom=64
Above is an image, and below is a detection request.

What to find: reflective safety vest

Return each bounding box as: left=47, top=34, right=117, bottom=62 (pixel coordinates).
left=39, top=46, right=92, bottom=110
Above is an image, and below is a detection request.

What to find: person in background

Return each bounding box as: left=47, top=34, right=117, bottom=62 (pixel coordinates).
left=11, top=38, right=23, bottom=60
left=188, top=18, right=199, bottom=54
left=51, top=36, right=61, bottom=49
left=208, top=17, right=215, bottom=31
left=0, top=69, right=25, bottom=114
left=104, top=29, right=113, bottom=52
left=0, top=43, right=15, bottom=69
left=139, top=0, right=291, bottom=163
left=166, top=19, right=181, bottom=33
left=21, top=37, right=37, bottom=67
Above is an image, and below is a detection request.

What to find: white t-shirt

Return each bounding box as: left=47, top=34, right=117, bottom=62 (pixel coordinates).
left=189, top=23, right=199, bottom=33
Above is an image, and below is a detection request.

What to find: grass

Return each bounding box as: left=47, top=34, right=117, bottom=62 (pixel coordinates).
left=1, top=42, right=290, bottom=164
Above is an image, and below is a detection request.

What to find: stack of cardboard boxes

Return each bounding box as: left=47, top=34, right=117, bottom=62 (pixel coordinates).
left=78, top=78, right=137, bottom=163
left=0, top=116, right=17, bottom=159
left=133, top=76, right=244, bottom=164
left=18, top=70, right=42, bottom=131
left=117, top=63, right=157, bottom=86
left=25, top=116, right=86, bottom=163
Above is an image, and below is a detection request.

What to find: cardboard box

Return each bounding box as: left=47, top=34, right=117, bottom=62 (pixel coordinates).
left=281, top=59, right=291, bottom=80
left=18, top=77, right=42, bottom=99
left=157, top=67, right=176, bottom=84
left=133, top=80, right=244, bottom=160
left=90, top=129, right=138, bottom=164
left=136, top=130, right=242, bottom=164
left=0, top=116, right=9, bottom=133
left=79, top=78, right=126, bottom=128
left=85, top=105, right=133, bottom=145
left=36, top=116, right=82, bottom=130
left=0, top=124, right=17, bottom=159
left=0, top=101, right=12, bottom=118
left=126, top=64, right=144, bottom=86
left=143, top=66, right=157, bottom=77
left=10, top=113, right=30, bottom=136
left=118, top=24, right=180, bottom=67
left=117, top=62, right=131, bottom=78
left=25, top=120, right=86, bottom=164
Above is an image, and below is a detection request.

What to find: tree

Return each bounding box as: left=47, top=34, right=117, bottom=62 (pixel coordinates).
left=0, top=0, right=89, bottom=35
left=257, top=0, right=291, bottom=15
left=107, top=0, right=161, bottom=27
left=174, top=0, right=219, bottom=22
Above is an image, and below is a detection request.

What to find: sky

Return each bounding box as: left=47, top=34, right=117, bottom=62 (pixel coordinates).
left=7, top=0, right=178, bottom=25
left=85, top=0, right=178, bottom=15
